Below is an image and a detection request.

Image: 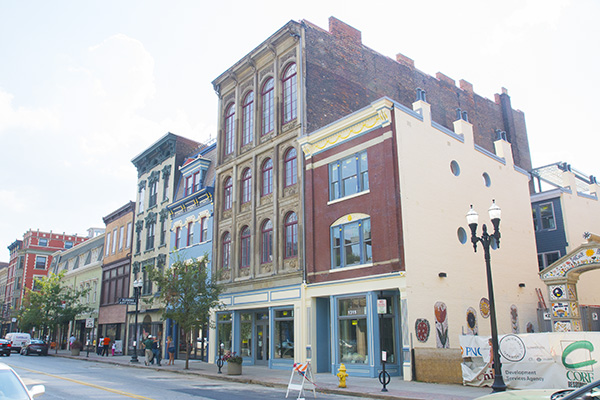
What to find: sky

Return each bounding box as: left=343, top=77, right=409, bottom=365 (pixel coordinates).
left=0, top=0, right=598, bottom=261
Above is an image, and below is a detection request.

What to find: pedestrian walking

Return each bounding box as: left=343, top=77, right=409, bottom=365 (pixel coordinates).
left=111, top=342, right=116, bottom=356
left=152, top=336, right=161, bottom=366
left=167, top=336, right=175, bottom=365
left=102, top=336, right=110, bottom=356
left=144, top=335, right=154, bottom=366
left=69, top=335, right=76, bottom=350
left=97, top=338, right=103, bottom=355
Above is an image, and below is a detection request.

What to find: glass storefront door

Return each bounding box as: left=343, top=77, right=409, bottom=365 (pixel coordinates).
left=255, top=312, right=269, bottom=365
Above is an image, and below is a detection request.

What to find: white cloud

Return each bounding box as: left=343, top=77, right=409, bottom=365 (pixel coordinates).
left=0, top=89, right=60, bottom=133
left=0, top=189, right=29, bottom=213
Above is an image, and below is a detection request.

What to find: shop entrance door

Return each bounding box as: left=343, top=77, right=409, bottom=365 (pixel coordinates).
left=255, top=313, right=269, bottom=365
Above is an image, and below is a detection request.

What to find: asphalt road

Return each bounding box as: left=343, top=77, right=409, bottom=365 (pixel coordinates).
left=2, top=353, right=360, bottom=400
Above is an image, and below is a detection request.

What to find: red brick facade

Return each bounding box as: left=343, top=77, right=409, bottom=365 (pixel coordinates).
left=304, top=123, right=404, bottom=284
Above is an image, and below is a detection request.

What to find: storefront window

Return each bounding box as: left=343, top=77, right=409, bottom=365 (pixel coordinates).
left=217, top=313, right=232, bottom=353
left=274, top=309, right=294, bottom=359
left=240, top=313, right=252, bottom=358
left=338, top=297, right=368, bottom=364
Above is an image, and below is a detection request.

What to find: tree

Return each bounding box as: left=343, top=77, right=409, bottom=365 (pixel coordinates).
left=18, top=271, right=91, bottom=350
left=147, top=254, right=222, bottom=369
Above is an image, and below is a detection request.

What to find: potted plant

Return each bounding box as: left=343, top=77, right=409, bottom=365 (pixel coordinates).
left=222, top=351, right=243, bottom=375
left=70, top=340, right=82, bottom=356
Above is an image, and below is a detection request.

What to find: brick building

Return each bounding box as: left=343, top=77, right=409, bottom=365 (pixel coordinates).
left=208, top=17, right=534, bottom=377
left=98, top=201, right=135, bottom=354
left=4, top=230, right=88, bottom=332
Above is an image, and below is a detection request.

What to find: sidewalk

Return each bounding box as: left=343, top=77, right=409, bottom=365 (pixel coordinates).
left=49, top=349, right=492, bottom=400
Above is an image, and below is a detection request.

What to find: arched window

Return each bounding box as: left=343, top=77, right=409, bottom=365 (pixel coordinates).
left=262, top=158, right=273, bottom=196
left=224, top=103, right=235, bottom=155
left=331, top=215, right=372, bottom=268
left=223, top=177, right=233, bottom=210
left=240, top=226, right=251, bottom=268
left=261, top=78, right=274, bottom=135
left=284, top=212, right=298, bottom=258
left=282, top=64, right=297, bottom=124
left=241, top=168, right=252, bottom=204
left=242, top=91, right=254, bottom=146
left=261, top=219, right=273, bottom=264
left=222, top=232, right=231, bottom=270
left=284, top=147, right=297, bottom=187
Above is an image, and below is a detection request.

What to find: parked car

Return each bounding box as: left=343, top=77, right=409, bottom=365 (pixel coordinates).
left=20, top=339, right=49, bottom=356
left=5, top=332, right=31, bottom=353
left=475, top=379, right=600, bottom=400
left=0, top=362, right=45, bottom=399
left=0, top=338, right=11, bottom=356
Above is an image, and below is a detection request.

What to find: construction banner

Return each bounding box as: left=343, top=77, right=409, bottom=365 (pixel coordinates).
left=460, top=332, right=600, bottom=389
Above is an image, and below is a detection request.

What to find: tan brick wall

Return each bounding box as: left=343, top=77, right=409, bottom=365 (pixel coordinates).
left=413, top=348, right=463, bottom=384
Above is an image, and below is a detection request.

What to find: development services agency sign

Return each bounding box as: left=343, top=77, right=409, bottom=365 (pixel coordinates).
left=460, top=332, right=599, bottom=389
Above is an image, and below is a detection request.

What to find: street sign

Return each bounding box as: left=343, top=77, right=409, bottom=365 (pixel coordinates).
left=118, top=297, right=136, bottom=305
left=85, top=318, right=94, bottom=328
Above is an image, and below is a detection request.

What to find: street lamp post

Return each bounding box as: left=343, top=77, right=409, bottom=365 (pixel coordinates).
left=130, top=278, right=143, bottom=363
left=466, top=200, right=506, bottom=393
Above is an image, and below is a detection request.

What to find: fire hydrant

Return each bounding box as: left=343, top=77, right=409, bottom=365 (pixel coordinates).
left=337, top=363, right=348, bottom=388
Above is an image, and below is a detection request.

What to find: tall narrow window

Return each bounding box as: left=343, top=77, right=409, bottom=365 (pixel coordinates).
left=119, top=226, right=124, bottom=251
left=284, top=148, right=297, bottom=187
left=185, top=175, right=193, bottom=196
left=105, top=232, right=111, bottom=256
left=160, top=220, right=166, bottom=246
left=222, top=232, right=231, bottom=270
left=284, top=212, right=298, bottom=258
left=200, top=217, right=208, bottom=242
left=112, top=229, right=118, bottom=254
left=261, top=219, right=273, bottom=264
left=261, top=78, right=274, bottom=135
left=224, top=103, right=235, bottom=155
left=241, top=168, right=252, bottom=204
left=240, top=226, right=251, bottom=268
left=138, top=187, right=145, bottom=213
left=175, top=227, right=181, bottom=249
left=146, top=222, right=155, bottom=250
left=126, top=222, right=132, bottom=249
left=282, top=63, right=297, bottom=124
left=163, top=176, right=169, bottom=201
left=187, top=222, right=194, bottom=246
left=242, top=91, right=254, bottom=146
left=224, top=177, right=233, bottom=210
left=193, top=171, right=201, bottom=192
left=262, top=158, right=273, bottom=196
left=148, top=181, right=158, bottom=207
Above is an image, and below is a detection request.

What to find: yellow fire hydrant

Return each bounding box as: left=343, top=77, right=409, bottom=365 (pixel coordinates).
left=337, top=363, right=348, bottom=388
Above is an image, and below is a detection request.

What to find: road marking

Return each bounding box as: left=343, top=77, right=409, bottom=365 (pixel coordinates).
left=12, top=365, right=156, bottom=400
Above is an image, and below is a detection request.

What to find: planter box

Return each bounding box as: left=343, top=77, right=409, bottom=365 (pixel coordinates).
left=71, top=348, right=81, bottom=356
left=226, top=361, right=242, bottom=375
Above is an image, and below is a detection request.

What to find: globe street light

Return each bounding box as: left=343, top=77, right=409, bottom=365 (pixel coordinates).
left=130, top=278, right=143, bottom=363
left=467, top=200, right=506, bottom=392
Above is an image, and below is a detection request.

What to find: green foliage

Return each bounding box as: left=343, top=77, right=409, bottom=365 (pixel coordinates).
left=18, top=271, right=92, bottom=337
left=146, top=253, right=223, bottom=369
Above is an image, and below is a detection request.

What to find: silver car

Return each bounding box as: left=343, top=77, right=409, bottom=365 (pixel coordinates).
left=0, top=362, right=45, bottom=399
